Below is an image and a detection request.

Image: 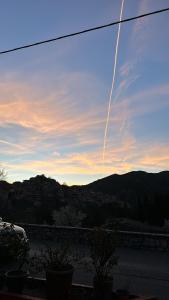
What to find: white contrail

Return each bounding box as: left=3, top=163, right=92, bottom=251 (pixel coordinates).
left=102, top=0, right=125, bottom=165
left=0, top=139, right=25, bottom=150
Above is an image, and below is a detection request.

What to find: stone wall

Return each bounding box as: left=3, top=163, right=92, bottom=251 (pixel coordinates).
left=17, top=223, right=169, bottom=251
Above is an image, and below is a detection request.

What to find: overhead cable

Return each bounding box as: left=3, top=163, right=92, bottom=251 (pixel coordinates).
left=0, top=7, right=169, bottom=55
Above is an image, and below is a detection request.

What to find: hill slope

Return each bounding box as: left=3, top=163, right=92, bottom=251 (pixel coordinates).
left=86, top=171, right=169, bottom=195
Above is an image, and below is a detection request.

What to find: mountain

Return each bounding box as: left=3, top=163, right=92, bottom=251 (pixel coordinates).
left=86, top=171, right=169, bottom=196
left=0, top=171, right=169, bottom=228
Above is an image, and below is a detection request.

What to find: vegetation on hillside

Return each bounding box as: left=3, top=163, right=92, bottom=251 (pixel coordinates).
left=0, top=172, right=169, bottom=230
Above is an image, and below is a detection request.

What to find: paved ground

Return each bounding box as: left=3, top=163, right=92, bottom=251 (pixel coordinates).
left=30, top=241, right=169, bottom=300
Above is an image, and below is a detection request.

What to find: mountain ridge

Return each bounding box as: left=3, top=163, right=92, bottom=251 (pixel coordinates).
left=86, top=170, right=169, bottom=195
left=0, top=171, right=169, bottom=227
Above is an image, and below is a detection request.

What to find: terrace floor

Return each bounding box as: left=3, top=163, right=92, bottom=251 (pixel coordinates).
left=30, top=241, right=169, bottom=300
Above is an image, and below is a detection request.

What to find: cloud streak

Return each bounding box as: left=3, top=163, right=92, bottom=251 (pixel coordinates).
left=0, top=74, right=169, bottom=184
left=4, top=139, right=169, bottom=184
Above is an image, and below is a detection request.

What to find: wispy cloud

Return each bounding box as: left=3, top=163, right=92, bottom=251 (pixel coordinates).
left=4, top=139, right=169, bottom=184
left=107, top=0, right=169, bottom=150
left=1, top=75, right=169, bottom=182
left=0, top=73, right=106, bottom=135
left=0, top=71, right=112, bottom=178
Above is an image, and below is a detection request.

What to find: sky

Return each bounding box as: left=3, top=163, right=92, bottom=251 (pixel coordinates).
left=0, top=0, right=169, bottom=185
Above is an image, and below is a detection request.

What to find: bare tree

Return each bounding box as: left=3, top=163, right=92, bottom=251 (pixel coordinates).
left=0, top=168, right=7, bottom=181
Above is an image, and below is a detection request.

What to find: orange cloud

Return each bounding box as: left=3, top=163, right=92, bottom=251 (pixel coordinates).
left=0, top=71, right=169, bottom=184
left=4, top=134, right=169, bottom=181
left=0, top=73, right=130, bottom=159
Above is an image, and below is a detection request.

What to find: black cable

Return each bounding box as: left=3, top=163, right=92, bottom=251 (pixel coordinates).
left=0, top=7, right=169, bottom=55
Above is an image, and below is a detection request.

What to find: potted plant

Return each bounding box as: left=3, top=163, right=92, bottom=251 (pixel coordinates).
left=88, top=227, right=118, bottom=300
left=5, top=224, right=29, bottom=293
left=39, top=244, right=74, bottom=300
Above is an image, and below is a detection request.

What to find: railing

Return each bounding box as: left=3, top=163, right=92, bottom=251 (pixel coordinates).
left=17, top=223, right=169, bottom=251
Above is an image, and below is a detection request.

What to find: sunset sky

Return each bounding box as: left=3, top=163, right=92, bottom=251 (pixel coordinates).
left=0, top=0, right=169, bottom=185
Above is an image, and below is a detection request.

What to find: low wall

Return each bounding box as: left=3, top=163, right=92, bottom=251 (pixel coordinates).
left=17, top=223, right=169, bottom=251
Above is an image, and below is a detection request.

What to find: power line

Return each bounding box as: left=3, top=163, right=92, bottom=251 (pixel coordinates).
left=0, top=7, right=169, bottom=55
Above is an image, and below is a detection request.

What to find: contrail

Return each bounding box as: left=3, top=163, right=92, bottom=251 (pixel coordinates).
left=0, top=139, right=25, bottom=150
left=102, top=0, right=125, bottom=165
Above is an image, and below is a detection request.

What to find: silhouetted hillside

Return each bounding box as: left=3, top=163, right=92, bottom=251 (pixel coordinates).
left=0, top=172, right=169, bottom=229
left=86, top=171, right=169, bottom=196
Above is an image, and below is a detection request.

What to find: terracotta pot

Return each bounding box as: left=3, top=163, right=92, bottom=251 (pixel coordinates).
left=93, top=276, right=113, bottom=300
left=6, top=270, right=28, bottom=293
left=46, top=264, right=74, bottom=300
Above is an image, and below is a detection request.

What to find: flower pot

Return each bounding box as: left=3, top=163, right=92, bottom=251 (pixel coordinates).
left=6, top=270, right=28, bottom=293
left=46, top=264, right=74, bottom=300
left=93, top=276, right=113, bottom=300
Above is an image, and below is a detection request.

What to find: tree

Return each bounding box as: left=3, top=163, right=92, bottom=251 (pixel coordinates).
left=0, top=169, right=7, bottom=181
left=53, top=205, right=86, bottom=227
